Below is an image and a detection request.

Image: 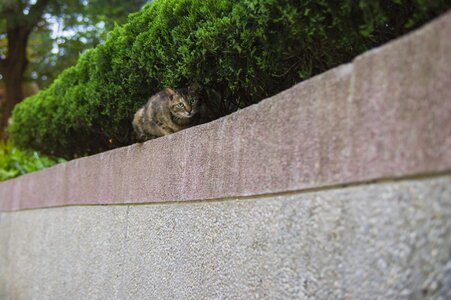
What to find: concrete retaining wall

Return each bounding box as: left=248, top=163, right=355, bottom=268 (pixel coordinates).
left=1, top=177, right=450, bottom=299
left=0, top=11, right=450, bottom=300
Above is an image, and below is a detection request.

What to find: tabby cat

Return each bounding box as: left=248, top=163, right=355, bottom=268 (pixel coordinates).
left=132, top=87, right=202, bottom=142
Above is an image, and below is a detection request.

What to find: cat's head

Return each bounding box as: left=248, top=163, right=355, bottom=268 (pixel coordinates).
left=165, top=87, right=201, bottom=119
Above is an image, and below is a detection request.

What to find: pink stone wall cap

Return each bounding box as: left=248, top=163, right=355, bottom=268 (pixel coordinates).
left=0, top=11, right=450, bottom=211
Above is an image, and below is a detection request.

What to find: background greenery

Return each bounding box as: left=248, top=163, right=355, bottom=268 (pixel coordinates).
left=0, top=141, right=64, bottom=181
left=7, top=0, right=451, bottom=159
left=0, top=0, right=148, bottom=89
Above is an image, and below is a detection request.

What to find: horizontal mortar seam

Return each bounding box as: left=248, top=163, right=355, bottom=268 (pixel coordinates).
left=1, top=169, right=450, bottom=213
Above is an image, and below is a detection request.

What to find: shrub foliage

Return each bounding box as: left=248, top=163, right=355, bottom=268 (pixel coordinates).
left=8, top=0, right=450, bottom=158
left=0, top=142, right=64, bottom=182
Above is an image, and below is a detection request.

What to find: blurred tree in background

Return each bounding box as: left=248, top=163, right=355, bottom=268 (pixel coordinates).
left=0, top=0, right=148, bottom=137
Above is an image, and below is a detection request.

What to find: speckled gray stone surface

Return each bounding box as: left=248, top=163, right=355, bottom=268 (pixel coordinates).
left=0, top=213, right=10, bottom=300
left=0, top=176, right=449, bottom=299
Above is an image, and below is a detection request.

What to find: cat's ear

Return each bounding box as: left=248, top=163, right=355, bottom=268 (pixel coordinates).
left=164, top=88, right=176, bottom=98
left=188, top=82, right=201, bottom=94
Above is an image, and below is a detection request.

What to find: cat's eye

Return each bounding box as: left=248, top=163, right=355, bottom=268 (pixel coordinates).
left=177, top=103, right=184, bottom=108
left=189, top=98, right=196, bottom=104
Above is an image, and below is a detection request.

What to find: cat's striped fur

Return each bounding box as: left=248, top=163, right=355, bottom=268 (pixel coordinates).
left=132, top=87, right=202, bottom=142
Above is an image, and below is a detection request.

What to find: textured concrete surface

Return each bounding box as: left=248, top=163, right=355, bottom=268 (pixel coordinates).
left=0, top=176, right=450, bottom=299
left=0, top=12, right=450, bottom=211
left=0, top=213, right=9, bottom=300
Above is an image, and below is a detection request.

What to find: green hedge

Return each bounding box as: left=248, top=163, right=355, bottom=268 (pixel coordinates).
left=8, top=0, right=450, bottom=159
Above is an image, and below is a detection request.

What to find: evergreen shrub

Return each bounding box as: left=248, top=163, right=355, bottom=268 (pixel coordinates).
left=8, top=0, right=450, bottom=158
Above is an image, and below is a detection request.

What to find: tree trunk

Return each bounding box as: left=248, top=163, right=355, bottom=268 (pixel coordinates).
left=0, top=27, right=30, bottom=139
